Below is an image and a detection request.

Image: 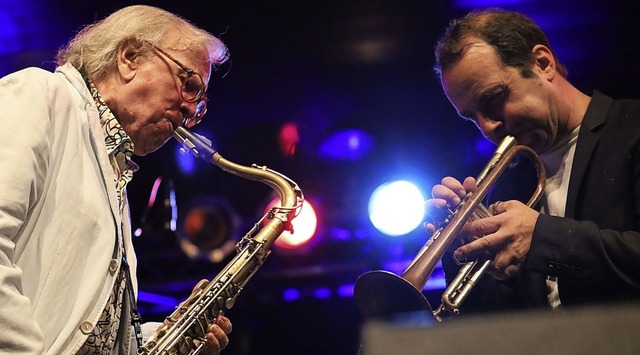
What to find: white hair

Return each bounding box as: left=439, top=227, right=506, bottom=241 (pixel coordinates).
left=57, top=5, right=228, bottom=81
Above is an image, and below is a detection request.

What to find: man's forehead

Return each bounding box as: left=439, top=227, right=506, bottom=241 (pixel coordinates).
left=190, top=48, right=214, bottom=83
left=174, top=47, right=212, bottom=81
left=159, top=34, right=210, bottom=71
left=461, top=41, right=498, bottom=61
left=441, top=44, right=506, bottom=118
left=443, top=47, right=500, bottom=90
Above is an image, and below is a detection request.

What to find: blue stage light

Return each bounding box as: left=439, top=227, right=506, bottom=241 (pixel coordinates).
left=283, top=288, right=300, bottom=302
left=176, top=147, right=197, bottom=175
left=0, top=9, right=20, bottom=54
left=318, top=129, right=374, bottom=161
left=368, top=180, right=425, bottom=236
left=475, top=135, right=495, bottom=158
left=175, top=129, right=216, bottom=175
left=137, top=291, right=179, bottom=308
left=382, top=259, right=446, bottom=291
left=337, top=284, right=354, bottom=297
left=313, top=287, right=331, bottom=299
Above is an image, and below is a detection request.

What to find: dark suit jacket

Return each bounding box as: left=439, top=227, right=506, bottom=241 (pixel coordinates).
left=444, top=91, right=640, bottom=314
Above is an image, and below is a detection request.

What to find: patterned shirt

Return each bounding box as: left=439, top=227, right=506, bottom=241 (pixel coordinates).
left=78, top=78, right=139, bottom=354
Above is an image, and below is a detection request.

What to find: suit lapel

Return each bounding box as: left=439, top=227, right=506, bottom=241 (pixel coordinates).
left=565, top=92, right=611, bottom=219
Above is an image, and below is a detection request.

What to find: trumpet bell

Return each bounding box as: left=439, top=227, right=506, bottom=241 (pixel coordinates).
left=354, top=270, right=434, bottom=322
left=352, top=137, right=545, bottom=323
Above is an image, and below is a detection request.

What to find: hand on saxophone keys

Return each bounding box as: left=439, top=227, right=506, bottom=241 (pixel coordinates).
left=424, top=176, right=541, bottom=281
left=190, top=280, right=233, bottom=355
left=161, top=279, right=233, bottom=354
left=201, top=316, right=232, bottom=354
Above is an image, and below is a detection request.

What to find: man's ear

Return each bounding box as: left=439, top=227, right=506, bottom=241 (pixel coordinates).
left=117, top=39, right=143, bottom=82
left=532, top=44, right=556, bottom=80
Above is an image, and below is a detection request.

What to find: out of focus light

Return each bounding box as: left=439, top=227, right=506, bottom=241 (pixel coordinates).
left=0, top=10, right=20, bottom=54
left=337, top=284, right=354, bottom=297
left=314, top=287, right=331, bottom=299
left=176, top=148, right=197, bottom=175
left=278, top=122, right=299, bottom=158
left=264, top=196, right=317, bottom=250
left=178, top=196, right=239, bottom=263
left=137, top=291, right=179, bottom=308
left=175, top=129, right=216, bottom=176
left=368, top=180, right=425, bottom=236
left=475, top=136, right=495, bottom=158
left=319, top=129, right=374, bottom=161
left=382, top=259, right=446, bottom=291
left=283, top=288, right=300, bottom=302
left=0, top=1, right=69, bottom=74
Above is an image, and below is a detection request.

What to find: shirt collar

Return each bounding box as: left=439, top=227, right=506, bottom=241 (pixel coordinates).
left=85, top=77, right=139, bottom=173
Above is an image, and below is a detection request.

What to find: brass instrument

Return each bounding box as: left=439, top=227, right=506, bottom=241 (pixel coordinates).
left=139, top=126, right=304, bottom=354
left=353, top=136, right=545, bottom=322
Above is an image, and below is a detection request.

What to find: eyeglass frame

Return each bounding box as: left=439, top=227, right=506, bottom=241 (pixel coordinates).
left=146, top=41, right=208, bottom=128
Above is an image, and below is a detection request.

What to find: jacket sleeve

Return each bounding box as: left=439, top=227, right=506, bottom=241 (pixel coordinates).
left=527, top=215, right=640, bottom=302
left=0, top=68, right=55, bottom=353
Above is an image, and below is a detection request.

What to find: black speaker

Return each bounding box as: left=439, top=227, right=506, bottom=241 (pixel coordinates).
left=361, top=303, right=640, bottom=355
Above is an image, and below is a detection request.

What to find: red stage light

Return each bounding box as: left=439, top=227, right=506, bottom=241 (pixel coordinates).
left=263, top=196, right=317, bottom=250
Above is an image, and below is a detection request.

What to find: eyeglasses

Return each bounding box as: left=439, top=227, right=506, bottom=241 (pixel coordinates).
left=149, top=43, right=208, bottom=128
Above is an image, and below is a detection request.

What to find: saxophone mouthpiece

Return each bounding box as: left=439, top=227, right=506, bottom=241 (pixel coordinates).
left=173, top=126, right=217, bottom=161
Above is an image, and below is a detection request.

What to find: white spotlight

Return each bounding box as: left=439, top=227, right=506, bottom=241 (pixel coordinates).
left=368, top=180, right=425, bottom=236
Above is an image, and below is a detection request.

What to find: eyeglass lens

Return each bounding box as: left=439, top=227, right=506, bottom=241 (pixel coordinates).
left=182, top=74, right=204, bottom=102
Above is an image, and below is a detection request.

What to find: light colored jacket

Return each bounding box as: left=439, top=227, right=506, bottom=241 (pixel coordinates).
left=0, top=64, right=137, bottom=354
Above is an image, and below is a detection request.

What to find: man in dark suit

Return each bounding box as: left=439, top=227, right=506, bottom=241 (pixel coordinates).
left=426, top=8, right=640, bottom=312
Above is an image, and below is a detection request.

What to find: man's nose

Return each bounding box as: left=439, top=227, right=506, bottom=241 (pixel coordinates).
left=476, top=114, right=503, bottom=139
left=180, top=100, right=198, bottom=119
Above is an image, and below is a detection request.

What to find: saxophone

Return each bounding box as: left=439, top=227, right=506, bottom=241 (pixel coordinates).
left=139, top=126, right=304, bottom=354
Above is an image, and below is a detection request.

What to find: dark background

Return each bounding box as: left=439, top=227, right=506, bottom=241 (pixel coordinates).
left=2, top=0, right=640, bottom=354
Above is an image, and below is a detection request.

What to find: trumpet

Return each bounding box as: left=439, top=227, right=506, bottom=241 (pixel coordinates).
left=353, top=136, right=545, bottom=322
left=139, top=126, right=304, bottom=354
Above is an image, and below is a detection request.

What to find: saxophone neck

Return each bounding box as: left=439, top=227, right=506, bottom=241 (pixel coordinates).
left=173, top=126, right=218, bottom=162
left=173, top=125, right=302, bottom=207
